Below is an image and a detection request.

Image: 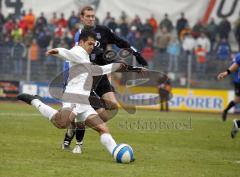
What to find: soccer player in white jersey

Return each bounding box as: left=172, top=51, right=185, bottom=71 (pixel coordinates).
left=17, top=29, right=127, bottom=159
left=62, top=6, right=148, bottom=153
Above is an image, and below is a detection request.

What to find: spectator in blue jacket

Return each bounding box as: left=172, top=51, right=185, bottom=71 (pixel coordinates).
left=216, top=38, right=231, bottom=61
left=167, top=36, right=181, bottom=72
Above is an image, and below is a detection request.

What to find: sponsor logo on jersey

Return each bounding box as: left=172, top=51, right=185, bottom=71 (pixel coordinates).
left=96, top=33, right=101, bottom=39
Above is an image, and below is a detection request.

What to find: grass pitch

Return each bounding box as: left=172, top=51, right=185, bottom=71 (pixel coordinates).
left=0, top=103, right=240, bottom=177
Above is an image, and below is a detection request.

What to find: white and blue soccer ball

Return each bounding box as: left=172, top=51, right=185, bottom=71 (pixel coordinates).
left=112, top=144, right=134, bottom=163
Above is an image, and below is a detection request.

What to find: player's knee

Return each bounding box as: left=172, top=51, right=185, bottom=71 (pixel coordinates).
left=104, top=100, right=118, bottom=110
left=98, top=125, right=109, bottom=134
left=51, top=115, right=69, bottom=129
left=51, top=108, right=76, bottom=129
left=110, top=102, right=118, bottom=110
left=57, top=123, right=68, bottom=129
left=76, top=122, right=85, bottom=130
left=92, top=123, right=109, bottom=134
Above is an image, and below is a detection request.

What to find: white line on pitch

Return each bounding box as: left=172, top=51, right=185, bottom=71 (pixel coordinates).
left=0, top=113, right=40, bottom=117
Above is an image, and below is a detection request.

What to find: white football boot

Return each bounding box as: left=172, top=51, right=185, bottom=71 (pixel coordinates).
left=231, top=119, right=239, bottom=139
left=72, top=141, right=83, bottom=154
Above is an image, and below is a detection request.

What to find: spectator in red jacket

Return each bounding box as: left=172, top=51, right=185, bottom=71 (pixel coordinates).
left=195, top=44, right=207, bottom=77
left=4, top=18, right=15, bottom=35
left=18, top=16, right=28, bottom=36
left=148, top=14, right=158, bottom=33
left=57, top=13, right=68, bottom=28
left=142, top=37, right=155, bottom=69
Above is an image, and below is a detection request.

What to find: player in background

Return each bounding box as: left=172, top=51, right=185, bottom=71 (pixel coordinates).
left=158, top=76, right=171, bottom=112
left=62, top=6, right=148, bottom=153
left=221, top=64, right=240, bottom=121
left=217, top=53, right=240, bottom=138
left=17, top=29, right=130, bottom=160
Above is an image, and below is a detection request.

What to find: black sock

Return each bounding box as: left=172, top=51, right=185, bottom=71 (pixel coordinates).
left=236, top=120, right=240, bottom=127
left=64, top=128, right=75, bottom=144
left=76, top=128, right=85, bottom=143
left=225, top=101, right=236, bottom=112
left=166, top=102, right=169, bottom=112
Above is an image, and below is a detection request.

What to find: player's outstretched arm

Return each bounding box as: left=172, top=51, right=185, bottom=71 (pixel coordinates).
left=130, top=47, right=148, bottom=66
left=122, top=65, right=148, bottom=77
left=46, top=49, right=59, bottom=56
left=106, top=27, right=148, bottom=66
left=91, top=63, right=127, bottom=76
left=217, top=63, right=239, bottom=80
left=46, top=48, right=83, bottom=63
left=217, top=71, right=229, bottom=80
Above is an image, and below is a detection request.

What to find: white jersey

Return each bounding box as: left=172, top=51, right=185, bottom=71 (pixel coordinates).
left=56, top=46, right=120, bottom=96
left=55, top=46, right=121, bottom=121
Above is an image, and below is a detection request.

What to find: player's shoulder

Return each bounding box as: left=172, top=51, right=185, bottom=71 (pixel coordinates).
left=234, top=53, right=240, bottom=63
left=70, top=46, right=83, bottom=54
left=95, top=25, right=112, bottom=32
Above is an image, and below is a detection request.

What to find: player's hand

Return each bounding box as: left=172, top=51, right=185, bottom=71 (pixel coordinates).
left=137, top=67, right=148, bottom=76
left=117, top=59, right=128, bottom=65
left=217, top=71, right=228, bottom=80
left=117, top=62, right=128, bottom=71
left=46, top=49, right=59, bottom=56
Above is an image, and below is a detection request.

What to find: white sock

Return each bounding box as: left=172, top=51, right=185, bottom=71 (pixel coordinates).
left=100, top=133, right=117, bottom=155
left=31, top=99, right=57, bottom=120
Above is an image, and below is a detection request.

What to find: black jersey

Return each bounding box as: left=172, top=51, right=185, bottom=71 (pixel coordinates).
left=74, top=25, right=131, bottom=65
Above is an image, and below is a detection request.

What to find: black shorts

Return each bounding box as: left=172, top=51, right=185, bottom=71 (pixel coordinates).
left=89, top=75, right=115, bottom=109
left=234, top=83, right=240, bottom=96
left=92, top=75, right=115, bottom=97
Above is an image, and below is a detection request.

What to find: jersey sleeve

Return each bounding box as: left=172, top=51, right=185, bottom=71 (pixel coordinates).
left=91, top=63, right=121, bottom=76
left=105, top=26, right=131, bottom=48
left=56, top=48, right=83, bottom=63
left=235, top=54, right=240, bottom=66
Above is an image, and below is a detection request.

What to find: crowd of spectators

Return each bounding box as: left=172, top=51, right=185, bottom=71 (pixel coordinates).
left=0, top=9, right=239, bottom=83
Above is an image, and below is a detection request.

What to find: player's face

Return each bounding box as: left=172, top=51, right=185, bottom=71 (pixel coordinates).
left=80, top=37, right=96, bottom=54
left=81, top=10, right=95, bottom=27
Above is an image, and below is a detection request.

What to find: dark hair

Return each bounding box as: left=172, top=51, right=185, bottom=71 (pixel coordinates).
left=78, top=29, right=96, bottom=42
left=80, top=6, right=94, bottom=16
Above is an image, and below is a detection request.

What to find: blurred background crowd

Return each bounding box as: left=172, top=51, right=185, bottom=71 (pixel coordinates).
left=0, top=8, right=239, bottom=89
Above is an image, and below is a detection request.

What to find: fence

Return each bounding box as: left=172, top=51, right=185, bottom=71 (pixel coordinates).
left=0, top=44, right=232, bottom=89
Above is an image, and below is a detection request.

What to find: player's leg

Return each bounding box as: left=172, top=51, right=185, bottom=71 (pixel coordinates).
left=222, top=83, right=240, bottom=121
left=61, top=102, right=85, bottom=152
left=165, top=96, right=169, bottom=112
left=66, top=76, right=105, bottom=152
left=101, top=91, right=118, bottom=110
left=61, top=93, right=102, bottom=153
left=222, top=99, right=236, bottom=121
left=72, top=122, right=85, bottom=154
left=17, top=93, right=58, bottom=121
left=85, top=113, right=117, bottom=155
left=70, top=76, right=118, bottom=153
left=17, top=93, right=76, bottom=129
left=231, top=119, right=240, bottom=138
left=71, top=77, right=117, bottom=150
left=94, top=76, right=118, bottom=122
left=159, top=92, right=164, bottom=112
left=97, top=91, right=118, bottom=122
left=62, top=122, right=76, bottom=150
left=69, top=91, right=117, bottom=153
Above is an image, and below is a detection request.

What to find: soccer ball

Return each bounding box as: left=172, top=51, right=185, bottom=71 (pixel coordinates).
left=112, top=144, right=134, bottom=163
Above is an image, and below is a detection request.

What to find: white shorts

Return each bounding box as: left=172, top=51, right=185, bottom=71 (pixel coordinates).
left=62, top=102, right=97, bottom=122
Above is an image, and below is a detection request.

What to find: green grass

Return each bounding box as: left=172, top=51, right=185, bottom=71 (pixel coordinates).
left=0, top=103, right=240, bottom=177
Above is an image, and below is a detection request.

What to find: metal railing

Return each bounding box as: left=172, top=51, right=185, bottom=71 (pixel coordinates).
left=0, top=45, right=232, bottom=89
